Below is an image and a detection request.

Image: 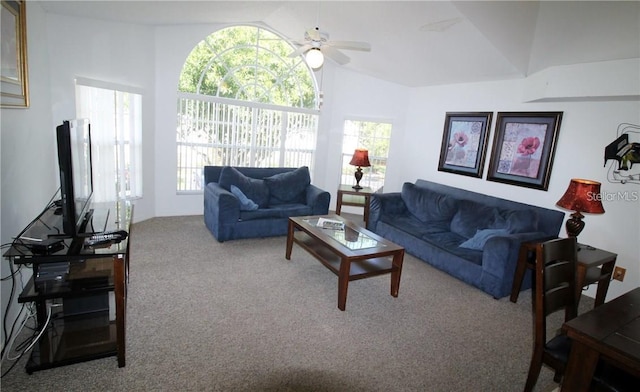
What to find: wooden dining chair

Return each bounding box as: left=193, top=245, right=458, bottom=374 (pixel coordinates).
left=524, top=237, right=578, bottom=392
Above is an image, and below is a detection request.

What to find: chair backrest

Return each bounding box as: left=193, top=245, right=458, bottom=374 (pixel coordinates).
left=533, top=237, right=578, bottom=346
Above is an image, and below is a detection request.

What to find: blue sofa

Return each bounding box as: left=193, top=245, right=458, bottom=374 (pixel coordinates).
left=367, top=179, right=564, bottom=298
left=204, top=166, right=330, bottom=242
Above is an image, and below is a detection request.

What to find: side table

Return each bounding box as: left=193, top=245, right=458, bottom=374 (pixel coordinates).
left=336, top=185, right=373, bottom=225
left=510, top=241, right=617, bottom=307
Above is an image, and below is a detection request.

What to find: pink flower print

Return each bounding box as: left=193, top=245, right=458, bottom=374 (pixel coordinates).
left=453, top=132, right=468, bottom=147
left=517, top=137, right=540, bottom=155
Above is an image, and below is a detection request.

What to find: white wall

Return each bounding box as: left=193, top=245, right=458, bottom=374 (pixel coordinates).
left=45, top=13, right=157, bottom=223
left=154, top=24, right=225, bottom=217
left=313, top=66, right=409, bottom=210
left=1, top=1, right=54, bottom=350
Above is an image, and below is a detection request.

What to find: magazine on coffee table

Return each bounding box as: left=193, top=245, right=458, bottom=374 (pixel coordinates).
left=316, top=217, right=344, bottom=231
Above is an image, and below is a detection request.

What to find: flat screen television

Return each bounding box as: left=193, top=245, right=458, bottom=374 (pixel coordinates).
left=56, top=119, right=94, bottom=237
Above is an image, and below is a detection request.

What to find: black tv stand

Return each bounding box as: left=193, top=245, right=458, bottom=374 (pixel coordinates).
left=3, top=200, right=133, bottom=374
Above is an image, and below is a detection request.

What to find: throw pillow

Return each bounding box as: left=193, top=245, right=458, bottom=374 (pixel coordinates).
left=401, top=182, right=459, bottom=223
left=263, top=166, right=311, bottom=204
left=218, top=166, right=270, bottom=208
left=230, top=185, right=259, bottom=211
left=459, top=228, right=510, bottom=250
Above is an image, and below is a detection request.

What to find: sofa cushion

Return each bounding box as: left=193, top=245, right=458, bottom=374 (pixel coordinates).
left=230, top=185, right=258, bottom=211
left=219, top=166, right=270, bottom=208
left=459, top=228, right=510, bottom=250
left=500, top=208, right=539, bottom=233
left=401, top=182, right=459, bottom=223
left=239, top=204, right=312, bottom=221
left=450, top=201, right=503, bottom=239
left=263, top=166, right=310, bottom=205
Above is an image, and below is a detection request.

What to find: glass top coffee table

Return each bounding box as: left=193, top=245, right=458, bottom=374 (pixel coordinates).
left=286, top=215, right=405, bottom=311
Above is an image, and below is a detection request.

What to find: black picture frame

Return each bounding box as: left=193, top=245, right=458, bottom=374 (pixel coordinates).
left=486, top=112, right=563, bottom=190
left=438, top=112, right=493, bottom=178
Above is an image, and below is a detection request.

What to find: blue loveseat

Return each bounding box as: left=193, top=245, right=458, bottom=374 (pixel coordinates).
left=367, top=179, right=564, bottom=298
left=204, top=166, right=330, bottom=242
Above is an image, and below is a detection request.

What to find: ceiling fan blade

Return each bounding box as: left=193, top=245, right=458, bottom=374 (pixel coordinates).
left=322, top=46, right=350, bottom=65
left=288, top=44, right=312, bottom=58
left=327, top=40, right=371, bottom=52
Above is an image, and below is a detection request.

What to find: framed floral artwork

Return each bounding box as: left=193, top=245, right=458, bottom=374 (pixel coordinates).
left=487, top=112, right=563, bottom=190
left=438, top=112, right=493, bottom=178
left=1, top=0, right=29, bottom=108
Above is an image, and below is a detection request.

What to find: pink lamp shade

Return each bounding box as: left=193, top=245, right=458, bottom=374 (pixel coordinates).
left=556, top=178, right=605, bottom=238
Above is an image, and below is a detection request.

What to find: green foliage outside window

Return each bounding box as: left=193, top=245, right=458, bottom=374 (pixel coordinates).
left=178, top=25, right=317, bottom=109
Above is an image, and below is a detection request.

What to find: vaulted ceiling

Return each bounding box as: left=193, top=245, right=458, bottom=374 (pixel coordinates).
left=38, top=1, right=640, bottom=87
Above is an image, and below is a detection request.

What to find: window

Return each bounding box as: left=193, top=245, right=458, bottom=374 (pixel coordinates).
left=75, top=78, right=143, bottom=201
left=176, top=25, right=319, bottom=193
left=341, top=119, right=392, bottom=192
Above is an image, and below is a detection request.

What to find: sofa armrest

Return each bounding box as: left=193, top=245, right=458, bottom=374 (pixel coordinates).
left=368, top=192, right=407, bottom=231
left=481, top=231, right=549, bottom=293
left=204, top=182, right=241, bottom=241
left=306, top=184, right=331, bottom=215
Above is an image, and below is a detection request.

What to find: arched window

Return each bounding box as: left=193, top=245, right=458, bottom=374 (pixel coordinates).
left=176, top=25, right=320, bottom=192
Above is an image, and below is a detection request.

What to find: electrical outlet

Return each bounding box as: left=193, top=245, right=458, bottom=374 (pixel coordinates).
left=613, top=267, right=626, bottom=282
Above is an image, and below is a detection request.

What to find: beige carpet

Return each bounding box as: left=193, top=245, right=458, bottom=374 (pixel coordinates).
left=1, top=215, right=591, bottom=391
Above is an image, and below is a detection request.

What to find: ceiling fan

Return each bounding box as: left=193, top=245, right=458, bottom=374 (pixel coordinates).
left=288, top=27, right=371, bottom=69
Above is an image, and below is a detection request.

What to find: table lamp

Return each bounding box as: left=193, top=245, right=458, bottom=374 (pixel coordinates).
left=556, top=178, right=605, bottom=238
left=349, top=149, right=371, bottom=190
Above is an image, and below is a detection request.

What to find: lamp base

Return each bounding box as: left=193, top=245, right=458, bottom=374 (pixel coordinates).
left=565, top=211, right=585, bottom=238
left=353, top=167, right=363, bottom=190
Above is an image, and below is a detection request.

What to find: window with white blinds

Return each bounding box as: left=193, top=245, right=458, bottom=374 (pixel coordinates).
left=176, top=94, right=318, bottom=192
left=75, top=78, right=143, bottom=201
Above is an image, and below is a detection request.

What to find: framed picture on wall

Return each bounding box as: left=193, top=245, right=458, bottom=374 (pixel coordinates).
left=1, top=0, right=29, bottom=108
left=438, top=112, right=493, bottom=178
left=486, top=112, right=563, bottom=190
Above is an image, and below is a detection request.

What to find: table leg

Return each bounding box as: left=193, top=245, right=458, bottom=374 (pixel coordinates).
left=390, top=250, right=404, bottom=297
left=510, top=245, right=531, bottom=303
left=114, top=255, right=126, bottom=368
left=286, top=220, right=294, bottom=260
left=561, top=340, right=599, bottom=391
left=576, top=262, right=587, bottom=307
left=363, top=195, right=370, bottom=226
left=337, top=258, right=350, bottom=311
left=336, top=192, right=343, bottom=215
left=594, top=259, right=616, bottom=307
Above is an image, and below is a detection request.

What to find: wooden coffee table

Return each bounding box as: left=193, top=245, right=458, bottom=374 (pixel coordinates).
left=286, top=215, right=405, bottom=311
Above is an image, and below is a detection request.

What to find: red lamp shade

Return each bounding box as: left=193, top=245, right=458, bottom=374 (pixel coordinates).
left=349, top=149, right=371, bottom=168
left=556, top=178, right=605, bottom=238
left=349, top=149, right=371, bottom=190
left=556, top=179, right=605, bottom=214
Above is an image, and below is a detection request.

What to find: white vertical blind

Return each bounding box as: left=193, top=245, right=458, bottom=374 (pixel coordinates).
left=75, top=79, right=143, bottom=201
left=176, top=95, right=318, bottom=192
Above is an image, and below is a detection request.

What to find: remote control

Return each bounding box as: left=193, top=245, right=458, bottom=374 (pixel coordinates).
left=85, top=230, right=128, bottom=247
left=89, top=230, right=128, bottom=241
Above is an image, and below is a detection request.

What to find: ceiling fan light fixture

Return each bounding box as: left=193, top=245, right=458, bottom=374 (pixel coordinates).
left=305, top=48, right=324, bottom=69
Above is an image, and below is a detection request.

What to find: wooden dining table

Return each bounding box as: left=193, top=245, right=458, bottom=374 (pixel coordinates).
left=561, top=287, right=640, bottom=391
